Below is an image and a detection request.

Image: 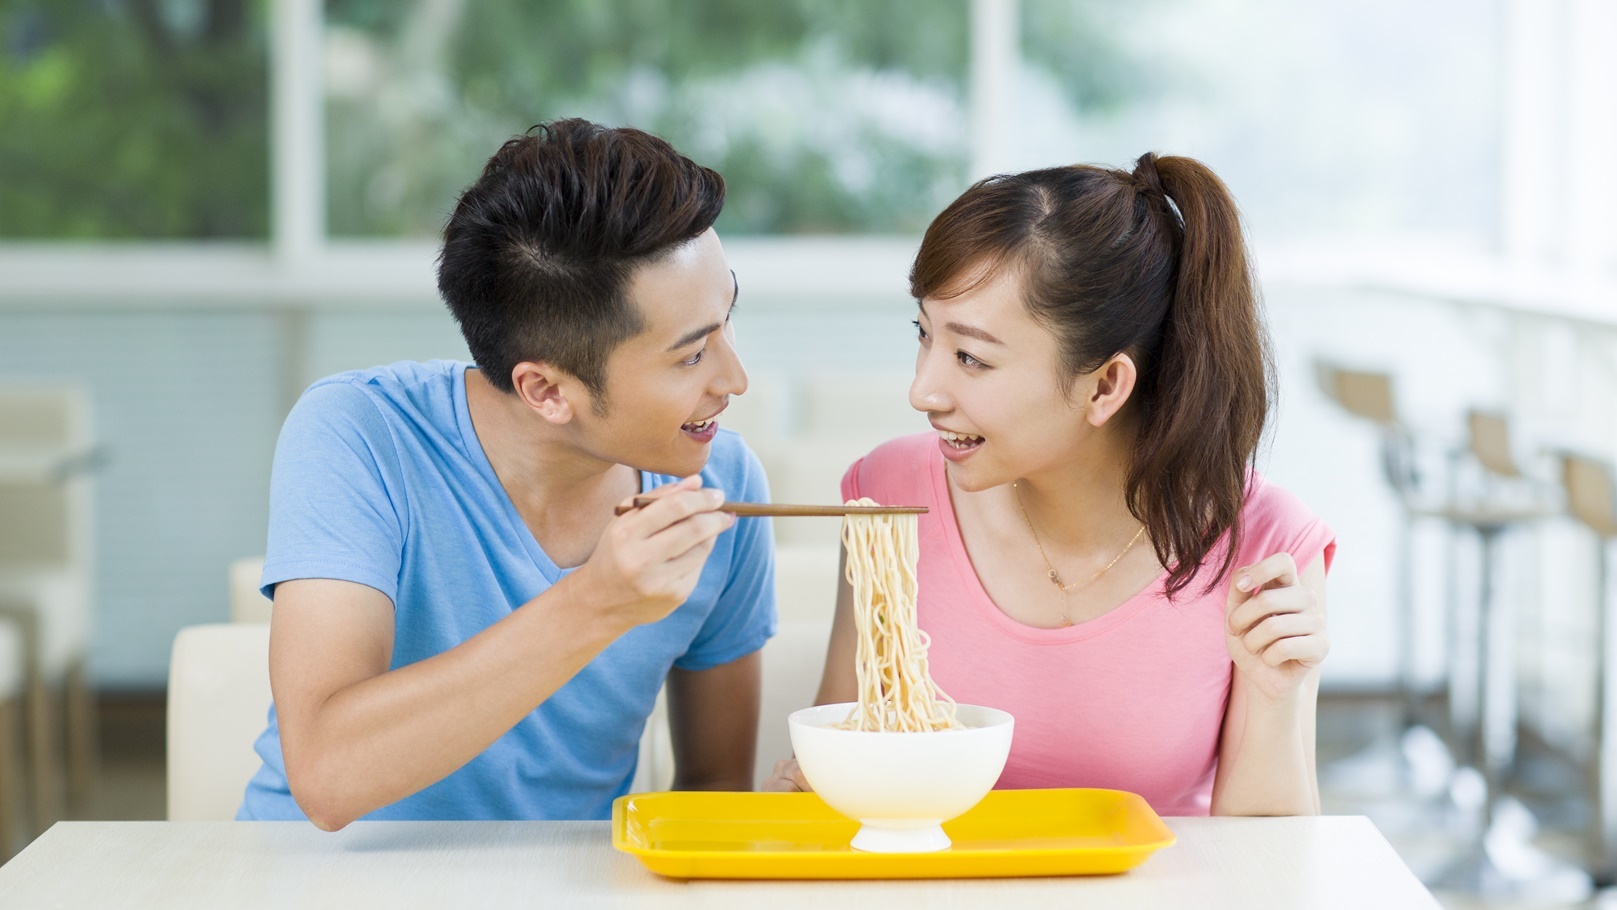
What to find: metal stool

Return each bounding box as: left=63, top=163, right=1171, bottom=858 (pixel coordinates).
left=1561, top=452, right=1617, bottom=887
left=1314, top=364, right=1451, bottom=797
left=1424, top=416, right=1587, bottom=901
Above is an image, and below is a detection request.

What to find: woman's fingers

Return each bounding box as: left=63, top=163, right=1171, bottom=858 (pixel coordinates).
left=1241, top=611, right=1322, bottom=656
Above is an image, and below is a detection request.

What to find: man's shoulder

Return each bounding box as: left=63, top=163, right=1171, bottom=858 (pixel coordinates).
left=294, top=360, right=463, bottom=426
left=703, top=428, right=764, bottom=483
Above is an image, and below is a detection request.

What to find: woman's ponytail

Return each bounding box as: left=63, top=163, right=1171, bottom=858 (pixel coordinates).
left=1130, top=153, right=1273, bottom=597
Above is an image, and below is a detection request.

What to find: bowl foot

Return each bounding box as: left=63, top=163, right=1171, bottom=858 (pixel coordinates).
left=850, top=823, right=950, bottom=853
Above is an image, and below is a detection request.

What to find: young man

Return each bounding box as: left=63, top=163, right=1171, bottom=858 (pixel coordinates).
left=238, top=120, right=773, bottom=829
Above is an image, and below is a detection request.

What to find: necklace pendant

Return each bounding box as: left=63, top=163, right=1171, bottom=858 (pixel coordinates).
left=1047, top=569, right=1063, bottom=587
left=1059, top=614, right=1073, bottom=628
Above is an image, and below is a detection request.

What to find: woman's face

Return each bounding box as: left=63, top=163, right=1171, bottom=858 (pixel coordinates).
left=909, top=267, right=1095, bottom=493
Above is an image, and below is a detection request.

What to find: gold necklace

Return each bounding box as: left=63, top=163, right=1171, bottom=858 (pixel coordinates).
left=1011, top=481, right=1146, bottom=627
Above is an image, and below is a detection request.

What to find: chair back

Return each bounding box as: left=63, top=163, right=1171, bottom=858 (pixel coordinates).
left=1315, top=364, right=1397, bottom=425
left=1468, top=410, right=1523, bottom=478
left=166, top=623, right=272, bottom=820
left=229, top=557, right=272, bottom=623
left=1563, top=454, right=1617, bottom=539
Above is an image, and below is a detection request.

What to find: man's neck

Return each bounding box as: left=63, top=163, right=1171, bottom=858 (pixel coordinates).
left=463, top=368, right=634, bottom=525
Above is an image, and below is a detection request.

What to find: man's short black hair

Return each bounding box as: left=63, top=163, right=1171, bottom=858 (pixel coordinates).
left=438, top=119, right=726, bottom=403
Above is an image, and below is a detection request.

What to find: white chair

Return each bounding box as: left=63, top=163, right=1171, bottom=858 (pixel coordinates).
left=166, top=623, right=272, bottom=821
left=229, top=557, right=272, bottom=624
left=0, top=616, right=26, bottom=859
left=797, top=370, right=926, bottom=452
left=0, top=384, right=99, bottom=830
left=759, top=441, right=877, bottom=548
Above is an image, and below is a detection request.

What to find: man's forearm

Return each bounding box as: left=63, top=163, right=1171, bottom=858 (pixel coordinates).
left=282, top=573, right=629, bottom=830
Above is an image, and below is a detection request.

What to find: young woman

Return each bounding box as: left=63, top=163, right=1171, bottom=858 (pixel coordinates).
left=768, top=153, right=1334, bottom=816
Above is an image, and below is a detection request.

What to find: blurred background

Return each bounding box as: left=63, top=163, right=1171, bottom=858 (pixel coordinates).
left=2, top=0, right=1616, bottom=906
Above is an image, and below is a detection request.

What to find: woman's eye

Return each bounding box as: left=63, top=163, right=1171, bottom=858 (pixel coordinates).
left=912, top=319, right=928, bottom=341
left=957, top=350, right=984, bottom=368
left=682, top=348, right=705, bottom=366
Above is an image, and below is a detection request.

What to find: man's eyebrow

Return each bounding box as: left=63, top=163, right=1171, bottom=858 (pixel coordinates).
left=666, top=272, right=740, bottom=353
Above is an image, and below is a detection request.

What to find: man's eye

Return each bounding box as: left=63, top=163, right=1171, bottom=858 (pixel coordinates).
left=912, top=319, right=928, bottom=341
left=682, top=349, right=705, bottom=366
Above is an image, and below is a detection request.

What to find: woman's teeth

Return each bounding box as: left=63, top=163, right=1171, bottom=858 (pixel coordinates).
left=684, top=418, right=715, bottom=432
left=940, top=430, right=983, bottom=448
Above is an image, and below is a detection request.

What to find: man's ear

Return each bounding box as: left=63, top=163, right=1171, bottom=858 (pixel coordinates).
left=510, top=361, right=581, bottom=425
left=1085, top=353, right=1138, bottom=428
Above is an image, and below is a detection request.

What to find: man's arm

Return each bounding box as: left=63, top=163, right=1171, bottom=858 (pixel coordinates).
left=272, top=480, right=732, bottom=831
left=665, top=650, right=762, bottom=791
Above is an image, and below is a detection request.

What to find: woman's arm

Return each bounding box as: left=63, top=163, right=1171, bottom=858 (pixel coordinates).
left=1210, top=553, right=1329, bottom=816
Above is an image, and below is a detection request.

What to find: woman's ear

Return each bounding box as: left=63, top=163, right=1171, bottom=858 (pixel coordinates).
left=510, top=361, right=579, bottom=425
left=1086, top=353, right=1138, bottom=427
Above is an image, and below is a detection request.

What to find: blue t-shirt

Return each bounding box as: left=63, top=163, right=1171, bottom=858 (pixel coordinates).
left=238, top=360, right=777, bottom=821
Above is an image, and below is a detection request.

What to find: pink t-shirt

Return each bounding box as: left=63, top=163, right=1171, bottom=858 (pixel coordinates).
left=841, top=433, right=1336, bottom=816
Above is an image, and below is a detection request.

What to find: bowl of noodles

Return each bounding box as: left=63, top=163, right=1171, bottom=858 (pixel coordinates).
left=789, top=702, right=1013, bottom=853
left=787, top=501, right=1015, bottom=853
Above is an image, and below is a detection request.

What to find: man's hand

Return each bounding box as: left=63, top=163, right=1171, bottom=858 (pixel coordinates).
left=575, top=475, right=735, bottom=629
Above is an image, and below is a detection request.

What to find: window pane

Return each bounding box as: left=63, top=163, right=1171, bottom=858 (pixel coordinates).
left=324, top=0, right=969, bottom=237
left=0, top=0, right=269, bottom=239
left=1018, top=0, right=1501, bottom=250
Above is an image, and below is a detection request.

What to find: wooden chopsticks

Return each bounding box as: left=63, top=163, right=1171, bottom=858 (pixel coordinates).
left=613, top=497, right=928, bottom=517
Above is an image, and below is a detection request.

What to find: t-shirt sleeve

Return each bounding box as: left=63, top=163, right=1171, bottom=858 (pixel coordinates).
left=260, top=382, right=408, bottom=604
left=1245, top=478, right=1336, bottom=578
left=675, top=441, right=778, bottom=671
left=840, top=454, right=870, bottom=502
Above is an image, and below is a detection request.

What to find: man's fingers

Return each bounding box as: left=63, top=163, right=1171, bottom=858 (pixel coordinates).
left=631, top=486, right=725, bottom=531
left=648, top=510, right=734, bottom=562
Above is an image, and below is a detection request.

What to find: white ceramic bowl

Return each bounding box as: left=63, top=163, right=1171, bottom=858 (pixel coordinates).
left=787, top=702, right=1014, bottom=853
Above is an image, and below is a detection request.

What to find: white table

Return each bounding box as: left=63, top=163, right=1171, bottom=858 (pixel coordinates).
left=0, top=817, right=1439, bottom=909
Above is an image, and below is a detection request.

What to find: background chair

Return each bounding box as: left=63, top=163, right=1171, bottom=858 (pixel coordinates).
left=0, top=616, right=26, bottom=859
left=0, top=384, right=100, bottom=831
left=165, top=623, right=271, bottom=820
left=229, top=557, right=272, bottom=624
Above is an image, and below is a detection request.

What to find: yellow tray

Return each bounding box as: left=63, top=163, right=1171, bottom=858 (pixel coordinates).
left=612, top=788, right=1176, bottom=880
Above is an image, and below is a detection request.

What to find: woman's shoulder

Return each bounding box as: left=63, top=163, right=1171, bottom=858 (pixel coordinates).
left=841, top=433, right=938, bottom=502
left=1239, top=472, right=1336, bottom=572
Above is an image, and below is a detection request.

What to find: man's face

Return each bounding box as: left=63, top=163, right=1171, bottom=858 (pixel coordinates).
left=572, top=227, right=747, bottom=477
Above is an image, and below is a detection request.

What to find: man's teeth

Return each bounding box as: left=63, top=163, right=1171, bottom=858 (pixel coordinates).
left=684, top=418, right=715, bottom=432
left=940, top=430, right=983, bottom=448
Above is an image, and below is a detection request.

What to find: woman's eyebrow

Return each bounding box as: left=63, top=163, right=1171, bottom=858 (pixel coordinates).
left=945, top=322, right=1003, bottom=345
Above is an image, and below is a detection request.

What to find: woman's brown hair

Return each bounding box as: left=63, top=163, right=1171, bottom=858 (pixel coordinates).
left=910, top=154, right=1274, bottom=599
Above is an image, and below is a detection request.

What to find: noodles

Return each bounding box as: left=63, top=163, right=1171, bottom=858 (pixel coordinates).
left=836, top=499, right=960, bottom=732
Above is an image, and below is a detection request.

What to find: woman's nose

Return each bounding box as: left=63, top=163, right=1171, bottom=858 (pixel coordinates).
left=909, top=352, right=950, bottom=414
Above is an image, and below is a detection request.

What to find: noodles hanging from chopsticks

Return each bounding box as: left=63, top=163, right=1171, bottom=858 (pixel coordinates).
left=837, top=499, right=960, bottom=732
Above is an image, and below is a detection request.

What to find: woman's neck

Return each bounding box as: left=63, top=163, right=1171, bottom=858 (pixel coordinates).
left=1007, top=424, right=1140, bottom=555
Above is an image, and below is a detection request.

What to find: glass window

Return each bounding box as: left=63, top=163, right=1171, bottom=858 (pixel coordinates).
left=0, top=0, right=269, bottom=239
left=1017, top=0, right=1502, bottom=251
left=323, top=0, right=970, bottom=237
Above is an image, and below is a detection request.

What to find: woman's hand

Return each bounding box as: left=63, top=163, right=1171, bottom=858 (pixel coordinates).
left=760, top=757, right=812, bottom=793
left=1224, top=552, right=1328, bottom=703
